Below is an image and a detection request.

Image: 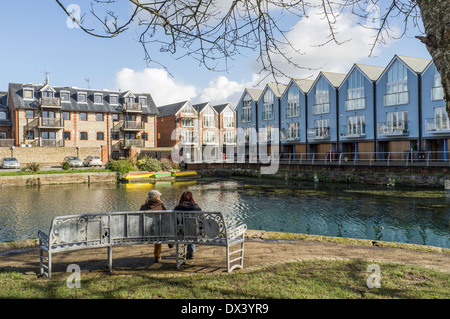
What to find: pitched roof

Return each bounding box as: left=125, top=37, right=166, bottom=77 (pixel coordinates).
left=8, top=83, right=158, bottom=114
left=355, top=64, right=385, bottom=81
left=157, top=100, right=192, bottom=117
left=245, top=88, right=263, bottom=101
left=321, top=72, right=347, bottom=88
left=292, top=79, right=315, bottom=93
left=192, top=102, right=216, bottom=114
left=213, top=103, right=234, bottom=113
left=267, top=83, right=287, bottom=98
left=397, top=55, right=432, bottom=74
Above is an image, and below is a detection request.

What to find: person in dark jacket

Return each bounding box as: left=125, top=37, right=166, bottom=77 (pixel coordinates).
left=140, top=190, right=169, bottom=262
left=174, top=191, right=201, bottom=259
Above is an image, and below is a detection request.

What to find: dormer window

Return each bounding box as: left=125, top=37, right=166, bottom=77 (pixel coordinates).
left=94, top=93, right=103, bottom=104
left=125, top=96, right=134, bottom=104
left=60, top=91, right=70, bottom=102
left=41, top=90, right=54, bottom=98
left=138, top=96, right=147, bottom=106
left=78, top=92, right=87, bottom=103
left=109, top=95, right=118, bottom=105
left=23, top=88, right=34, bottom=100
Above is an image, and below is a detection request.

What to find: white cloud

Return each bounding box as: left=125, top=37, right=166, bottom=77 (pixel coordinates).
left=114, top=68, right=196, bottom=106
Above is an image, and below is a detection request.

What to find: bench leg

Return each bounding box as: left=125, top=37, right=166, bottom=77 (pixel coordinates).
left=107, top=246, right=112, bottom=272
left=176, top=244, right=187, bottom=270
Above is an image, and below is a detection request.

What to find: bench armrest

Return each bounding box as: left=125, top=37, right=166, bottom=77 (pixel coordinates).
left=227, top=223, right=247, bottom=241
left=38, top=230, right=49, bottom=248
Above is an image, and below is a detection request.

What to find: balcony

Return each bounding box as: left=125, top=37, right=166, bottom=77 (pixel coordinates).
left=38, top=117, right=64, bottom=129
left=35, top=139, right=64, bottom=147
left=431, top=87, right=444, bottom=101
left=123, top=138, right=144, bottom=148
left=378, top=121, right=409, bottom=136
left=345, top=97, right=366, bottom=111
left=340, top=124, right=366, bottom=138
left=121, top=121, right=144, bottom=131
left=39, top=97, right=61, bottom=109
left=122, top=102, right=142, bottom=113
left=425, top=118, right=450, bottom=134
left=0, top=139, right=14, bottom=147
left=307, top=127, right=330, bottom=140
left=384, top=91, right=409, bottom=106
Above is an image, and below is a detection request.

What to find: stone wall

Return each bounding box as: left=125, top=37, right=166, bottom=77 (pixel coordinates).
left=0, top=146, right=103, bottom=166
left=0, top=171, right=116, bottom=187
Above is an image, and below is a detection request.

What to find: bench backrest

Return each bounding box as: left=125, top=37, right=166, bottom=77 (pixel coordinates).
left=47, top=211, right=228, bottom=251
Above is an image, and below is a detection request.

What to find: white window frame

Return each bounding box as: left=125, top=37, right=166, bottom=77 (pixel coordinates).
left=109, top=94, right=119, bottom=105
left=262, top=91, right=274, bottom=120
left=287, top=122, right=299, bottom=139
left=203, top=130, right=216, bottom=144
left=385, top=60, right=409, bottom=106
left=94, top=93, right=103, bottom=104
left=138, top=96, right=147, bottom=106
left=314, top=78, right=330, bottom=115
left=60, top=91, right=70, bottom=103
left=242, top=93, right=252, bottom=123
left=286, top=86, right=300, bottom=118
left=77, top=92, right=87, bottom=104
left=223, top=107, right=234, bottom=128
left=23, top=88, right=34, bottom=100
left=202, top=107, right=215, bottom=128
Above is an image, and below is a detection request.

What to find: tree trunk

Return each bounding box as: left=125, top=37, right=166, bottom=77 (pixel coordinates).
left=416, top=0, right=450, bottom=112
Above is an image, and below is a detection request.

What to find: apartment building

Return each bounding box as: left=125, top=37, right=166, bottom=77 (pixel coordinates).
left=338, top=64, right=385, bottom=160
left=279, top=79, right=314, bottom=158
left=7, top=82, right=158, bottom=159
left=0, top=91, right=13, bottom=146
left=213, top=103, right=236, bottom=157
left=156, top=101, right=200, bottom=162
left=193, top=102, right=220, bottom=160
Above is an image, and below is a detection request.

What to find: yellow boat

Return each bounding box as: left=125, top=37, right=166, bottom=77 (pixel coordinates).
left=171, top=170, right=197, bottom=177
left=125, top=172, right=155, bottom=180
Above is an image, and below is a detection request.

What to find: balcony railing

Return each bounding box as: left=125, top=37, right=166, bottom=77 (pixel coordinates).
left=241, top=112, right=252, bottom=123
left=425, top=118, right=450, bottom=133
left=307, top=127, right=330, bottom=139
left=37, top=139, right=64, bottom=147
left=431, top=87, right=444, bottom=101
left=313, top=103, right=330, bottom=115
left=122, top=102, right=142, bottom=113
left=339, top=124, right=366, bottom=138
left=384, top=91, right=409, bottom=106
left=39, top=117, right=64, bottom=128
left=123, top=138, right=144, bottom=147
left=39, top=97, right=61, bottom=108
left=122, top=121, right=144, bottom=130
left=0, top=139, right=15, bottom=147
left=345, top=97, right=366, bottom=111
left=378, top=120, right=409, bottom=136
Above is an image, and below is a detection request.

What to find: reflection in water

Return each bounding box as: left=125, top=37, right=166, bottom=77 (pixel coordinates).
left=0, top=177, right=449, bottom=248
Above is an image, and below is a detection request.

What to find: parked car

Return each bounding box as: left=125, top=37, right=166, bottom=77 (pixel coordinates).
left=84, top=156, right=103, bottom=167
left=1, top=157, right=20, bottom=169
left=63, top=156, right=83, bottom=167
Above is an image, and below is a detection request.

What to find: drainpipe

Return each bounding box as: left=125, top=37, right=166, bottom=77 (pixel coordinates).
left=335, top=88, right=339, bottom=153
left=373, top=81, right=377, bottom=155
left=305, top=93, right=308, bottom=158
left=418, top=74, right=422, bottom=151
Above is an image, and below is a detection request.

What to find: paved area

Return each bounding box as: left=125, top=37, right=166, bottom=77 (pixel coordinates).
left=0, top=231, right=448, bottom=277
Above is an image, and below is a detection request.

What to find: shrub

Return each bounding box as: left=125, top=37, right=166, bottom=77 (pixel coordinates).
left=62, top=161, right=70, bottom=171
left=22, top=162, right=41, bottom=172
left=106, top=160, right=134, bottom=178
left=160, top=158, right=174, bottom=171
left=136, top=156, right=162, bottom=172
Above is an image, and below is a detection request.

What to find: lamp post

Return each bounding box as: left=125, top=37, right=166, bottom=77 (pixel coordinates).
left=10, top=145, right=15, bottom=157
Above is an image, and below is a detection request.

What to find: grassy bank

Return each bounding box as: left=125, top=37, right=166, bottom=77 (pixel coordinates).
left=0, top=259, right=448, bottom=299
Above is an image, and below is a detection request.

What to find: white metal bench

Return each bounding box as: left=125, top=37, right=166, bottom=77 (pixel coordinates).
left=38, top=210, right=247, bottom=277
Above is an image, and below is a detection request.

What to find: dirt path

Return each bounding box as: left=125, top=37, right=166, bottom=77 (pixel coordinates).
left=1, top=231, right=449, bottom=277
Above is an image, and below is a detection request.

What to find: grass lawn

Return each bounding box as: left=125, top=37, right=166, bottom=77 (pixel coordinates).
left=0, top=260, right=448, bottom=299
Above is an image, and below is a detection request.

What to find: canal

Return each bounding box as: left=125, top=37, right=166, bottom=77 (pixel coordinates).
left=0, top=177, right=449, bottom=248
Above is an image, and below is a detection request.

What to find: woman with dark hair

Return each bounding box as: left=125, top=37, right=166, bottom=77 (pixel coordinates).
left=174, top=191, right=201, bottom=259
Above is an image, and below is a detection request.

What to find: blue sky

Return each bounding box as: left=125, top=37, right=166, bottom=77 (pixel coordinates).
left=0, top=0, right=432, bottom=106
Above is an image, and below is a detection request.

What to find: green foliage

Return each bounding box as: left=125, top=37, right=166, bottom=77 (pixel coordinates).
left=62, top=161, right=70, bottom=171
left=21, top=162, right=41, bottom=172
left=136, top=156, right=162, bottom=172
left=106, top=160, right=134, bottom=178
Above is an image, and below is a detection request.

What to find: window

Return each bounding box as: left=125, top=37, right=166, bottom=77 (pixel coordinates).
left=243, top=127, right=253, bottom=142
left=262, top=124, right=274, bottom=142
left=181, top=130, right=194, bottom=144
left=385, top=60, right=409, bottom=106
left=96, top=132, right=104, bottom=140
left=80, top=113, right=87, bottom=121
left=203, top=107, right=215, bottom=128
left=432, top=66, right=444, bottom=101
left=180, top=104, right=195, bottom=117
left=42, top=131, right=55, bottom=140
left=286, top=86, right=300, bottom=118
left=63, top=112, right=70, bottom=120
left=77, top=93, right=87, bottom=103
left=434, top=107, right=449, bottom=131
left=125, top=96, right=135, bottom=104
left=242, top=93, right=252, bottom=122
left=386, top=111, right=408, bottom=134
left=142, top=115, right=147, bottom=123
left=309, top=119, right=330, bottom=138
left=0, top=111, right=6, bottom=120
left=112, top=114, right=119, bottom=122
left=141, top=133, right=148, bottom=140
left=94, top=94, right=103, bottom=104
left=41, top=89, right=54, bottom=98
left=111, top=131, right=120, bottom=140
left=96, top=113, right=104, bottom=121
left=25, top=110, right=34, bottom=119
left=314, top=77, right=330, bottom=114
left=80, top=132, right=88, bottom=140
left=23, top=89, right=34, bottom=100
left=181, top=118, right=194, bottom=127
left=223, top=131, right=235, bottom=144
left=346, top=115, right=366, bottom=136
left=110, top=95, right=118, bottom=105
left=203, top=131, right=216, bottom=144
left=26, top=130, right=34, bottom=140
left=287, top=122, right=299, bottom=139
left=60, top=92, right=70, bottom=102
left=346, top=69, right=365, bottom=111
left=139, top=96, right=147, bottom=106
left=0, top=132, right=6, bottom=139
left=63, top=131, right=71, bottom=140
left=223, top=108, right=234, bottom=128
left=262, top=90, right=274, bottom=120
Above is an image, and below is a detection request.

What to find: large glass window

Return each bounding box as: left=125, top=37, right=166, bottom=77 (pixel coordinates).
left=286, top=86, right=300, bottom=118
left=432, top=66, right=444, bottom=101
left=223, top=108, right=234, bottom=128
left=346, top=69, right=365, bottom=110
left=385, top=60, right=409, bottom=106
left=202, top=107, right=215, bottom=128
left=242, top=93, right=252, bottom=122
left=287, top=122, right=299, bottom=139
left=314, top=77, right=330, bottom=114
left=263, top=91, right=274, bottom=120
